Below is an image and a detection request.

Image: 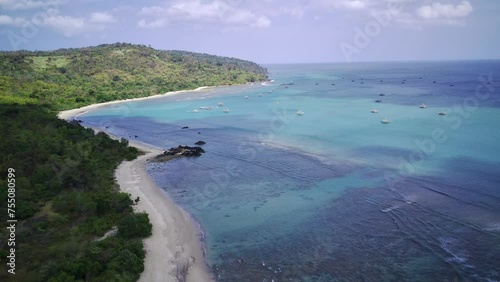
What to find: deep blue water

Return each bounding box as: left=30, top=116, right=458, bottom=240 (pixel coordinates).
left=81, top=61, right=500, bottom=281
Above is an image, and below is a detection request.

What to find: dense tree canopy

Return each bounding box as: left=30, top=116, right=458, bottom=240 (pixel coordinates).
left=0, top=104, right=143, bottom=281
left=0, top=43, right=268, bottom=110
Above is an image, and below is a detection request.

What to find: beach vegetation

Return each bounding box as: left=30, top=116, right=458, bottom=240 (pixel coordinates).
left=0, top=104, right=141, bottom=281
left=118, top=212, right=153, bottom=239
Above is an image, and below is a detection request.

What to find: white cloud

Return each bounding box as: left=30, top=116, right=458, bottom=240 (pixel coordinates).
left=0, top=1, right=118, bottom=37
left=89, top=12, right=116, bottom=24
left=0, top=0, right=64, bottom=10
left=139, top=6, right=171, bottom=17
left=416, top=1, right=473, bottom=20
left=35, top=11, right=117, bottom=37
left=137, top=18, right=168, bottom=29
left=138, top=0, right=271, bottom=29
left=341, top=0, right=368, bottom=9
left=282, top=7, right=306, bottom=19
left=0, top=15, right=28, bottom=26
left=317, top=0, right=369, bottom=10
left=311, top=0, right=473, bottom=28
left=42, top=15, right=86, bottom=37
left=253, top=16, right=271, bottom=28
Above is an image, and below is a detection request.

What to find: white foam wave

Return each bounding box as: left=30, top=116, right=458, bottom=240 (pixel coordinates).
left=381, top=204, right=401, bottom=213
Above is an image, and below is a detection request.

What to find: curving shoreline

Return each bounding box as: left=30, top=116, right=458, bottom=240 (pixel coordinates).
left=58, top=87, right=216, bottom=282
left=57, top=86, right=210, bottom=120
left=115, top=141, right=215, bottom=282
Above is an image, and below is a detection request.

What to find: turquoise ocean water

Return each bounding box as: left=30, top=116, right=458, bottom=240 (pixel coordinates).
left=81, top=61, right=500, bottom=281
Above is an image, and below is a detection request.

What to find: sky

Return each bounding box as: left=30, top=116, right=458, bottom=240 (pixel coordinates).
left=0, top=0, right=499, bottom=64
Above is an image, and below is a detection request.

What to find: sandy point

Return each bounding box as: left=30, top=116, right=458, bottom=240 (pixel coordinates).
left=115, top=142, right=215, bottom=282
left=57, top=87, right=216, bottom=282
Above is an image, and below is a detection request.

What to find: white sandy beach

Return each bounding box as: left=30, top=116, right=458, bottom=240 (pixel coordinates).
left=57, top=86, right=210, bottom=120
left=58, top=87, right=215, bottom=282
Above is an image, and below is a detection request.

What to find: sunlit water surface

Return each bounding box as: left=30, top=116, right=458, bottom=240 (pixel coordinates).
left=82, top=61, right=500, bottom=281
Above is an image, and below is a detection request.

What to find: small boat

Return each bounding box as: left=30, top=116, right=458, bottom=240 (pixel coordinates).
left=297, top=110, right=304, bottom=116
left=420, top=104, right=428, bottom=109
left=192, top=109, right=199, bottom=113
left=199, top=106, right=213, bottom=110
left=370, top=109, right=379, bottom=113
left=217, top=102, right=223, bottom=107
left=244, top=96, right=249, bottom=99
left=258, top=93, right=263, bottom=97
left=379, top=93, right=385, bottom=96
left=438, top=112, right=447, bottom=116
left=223, top=108, right=230, bottom=113
left=381, top=118, right=390, bottom=124
left=375, top=100, right=382, bottom=103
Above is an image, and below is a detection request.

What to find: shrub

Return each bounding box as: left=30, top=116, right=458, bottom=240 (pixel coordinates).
left=117, top=212, right=152, bottom=238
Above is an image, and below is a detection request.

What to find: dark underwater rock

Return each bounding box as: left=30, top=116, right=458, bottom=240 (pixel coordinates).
left=152, top=145, right=205, bottom=162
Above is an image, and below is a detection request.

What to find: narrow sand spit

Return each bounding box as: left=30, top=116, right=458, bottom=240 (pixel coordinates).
left=57, top=86, right=209, bottom=120
left=58, top=87, right=216, bottom=282
left=115, top=141, right=215, bottom=282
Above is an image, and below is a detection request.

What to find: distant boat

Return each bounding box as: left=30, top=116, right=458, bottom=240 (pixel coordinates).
left=379, top=93, right=385, bottom=96
left=375, top=100, right=382, bottom=103
left=192, top=109, right=199, bottom=113
left=438, top=112, right=447, bottom=115
left=258, top=93, right=263, bottom=97
left=223, top=108, right=230, bottom=113
left=370, top=109, right=379, bottom=113
left=297, top=110, right=304, bottom=116
left=381, top=118, right=390, bottom=124
left=218, top=102, right=223, bottom=107
left=244, top=96, right=249, bottom=99
left=420, top=104, right=428, bottom=109
left=199, top=106, right=213, bottom=110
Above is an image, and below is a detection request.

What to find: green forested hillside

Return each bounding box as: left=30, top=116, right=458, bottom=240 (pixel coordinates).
left=0, top=44, right=267, bottom=281
left=0, top=104, right=151, bottom=282
left=0, top=43, right=268, bottom=110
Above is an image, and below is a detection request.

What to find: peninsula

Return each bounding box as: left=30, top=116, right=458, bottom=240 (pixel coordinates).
left=0, top=43, right=268, bottom=281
